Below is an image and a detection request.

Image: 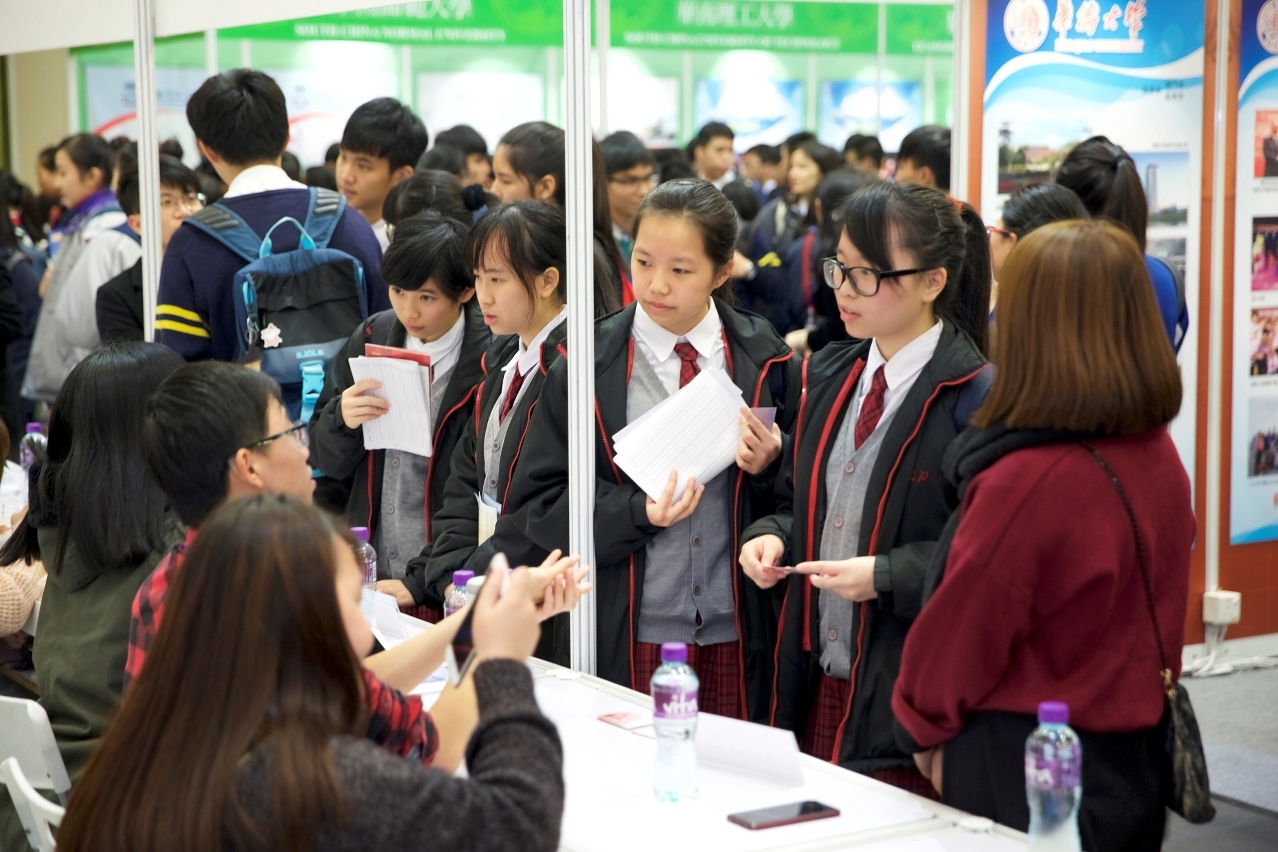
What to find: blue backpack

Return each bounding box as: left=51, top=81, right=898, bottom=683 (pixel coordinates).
left=186, top=188, right=369, bottom=422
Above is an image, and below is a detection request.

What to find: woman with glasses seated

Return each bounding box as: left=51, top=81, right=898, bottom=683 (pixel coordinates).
left=738, top=182, right=992, bottom=796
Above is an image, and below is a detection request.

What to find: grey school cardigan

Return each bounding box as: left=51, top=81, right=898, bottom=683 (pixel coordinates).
left=235, top=660, right=564, bottom=852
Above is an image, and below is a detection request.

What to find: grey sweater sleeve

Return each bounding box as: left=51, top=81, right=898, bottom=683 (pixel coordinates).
left=239, top=660, right=564, bottom=852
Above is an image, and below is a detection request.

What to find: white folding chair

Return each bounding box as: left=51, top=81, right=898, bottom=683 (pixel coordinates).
left=0, top=697, right=70, bottom=806
left=0, top=757, right=63, bottom=851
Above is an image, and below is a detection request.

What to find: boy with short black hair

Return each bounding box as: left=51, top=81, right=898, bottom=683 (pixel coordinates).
left=843, top=133, right=884, bottom=173
left=435, top=124, right=492, bottom=188
left=337, top=97, right=429, bottom=251
left=687, top=121, right=736, bottom=188
left=97, top=157, right=203, bottom=343
left=158, top=69, right=387, bottom=362
left=895, top=124, right=951, bottom=191
left=742, top=143, right=782, bottom=204
left=600, top=130, right=656, bottom=265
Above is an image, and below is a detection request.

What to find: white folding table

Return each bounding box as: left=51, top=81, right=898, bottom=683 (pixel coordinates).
left=397, top=613, right=1029, bottom=852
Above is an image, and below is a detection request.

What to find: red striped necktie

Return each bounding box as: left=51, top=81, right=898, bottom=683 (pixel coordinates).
left=853, top=365, right=888, bottom=449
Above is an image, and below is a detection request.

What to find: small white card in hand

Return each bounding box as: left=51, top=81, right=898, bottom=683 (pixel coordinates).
left=612, top=368, right=747, bottom=502
left=475, top=493, right=502, bottom=545
left=348, top=356, right=433, bottom=457
left=750, top=407, right=777, bottom=432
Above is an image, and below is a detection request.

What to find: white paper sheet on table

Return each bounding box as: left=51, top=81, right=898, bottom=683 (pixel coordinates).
left=613, top=368, right=746, bottom=501
left=476, top=493, right=501, bottom=545
left=348, top=356, right=434, bottom=457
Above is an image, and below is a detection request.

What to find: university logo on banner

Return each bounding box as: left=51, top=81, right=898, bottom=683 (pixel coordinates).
left=1260, top=0, right=1278, bottom=54
left=1004, top=0, right=1050, bottom=52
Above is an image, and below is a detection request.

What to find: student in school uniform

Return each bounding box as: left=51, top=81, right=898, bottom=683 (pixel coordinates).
left=490, top=122, right=629, bottom=310
left=738, top=182, right=992, bottom=795
left=413, top=201, right=569, bottom=612
left=309, top=212, right=489, bottom=618
left=500, top=179, right=801, bottom=720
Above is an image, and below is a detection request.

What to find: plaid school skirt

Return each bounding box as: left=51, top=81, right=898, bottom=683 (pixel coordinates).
left=802, top=672, right=939, bottom=801
left=632, top=639, right=745, bottom=720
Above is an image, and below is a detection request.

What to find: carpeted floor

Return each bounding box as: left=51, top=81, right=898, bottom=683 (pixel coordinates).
left=1181, top=666, right=1278, bottom=812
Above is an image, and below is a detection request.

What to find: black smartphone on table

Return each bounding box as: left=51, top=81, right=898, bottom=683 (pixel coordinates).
left=727, top=801, right=840, bottom=830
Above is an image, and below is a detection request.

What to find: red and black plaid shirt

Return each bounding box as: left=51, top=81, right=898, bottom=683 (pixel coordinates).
left=125, top=528, right=439, bottom=765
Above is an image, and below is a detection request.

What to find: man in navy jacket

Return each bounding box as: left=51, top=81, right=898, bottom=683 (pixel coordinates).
left=157, top=69, right=387, bottom=362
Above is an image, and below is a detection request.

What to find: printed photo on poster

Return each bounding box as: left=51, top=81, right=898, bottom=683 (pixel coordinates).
left=1252, top=217, right=1278, bottom=290
left=1248, top=394, right=1278, bottom=477
left=695, top=79, right=802, bottom=151
left=1251, top=308, right=1278, bottom=376
left=1255, top=108, right=1278, bottom=177
left=818, top=81, right=921, bottom=153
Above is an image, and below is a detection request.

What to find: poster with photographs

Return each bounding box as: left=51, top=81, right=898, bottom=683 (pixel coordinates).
left=983, top=0, right=1204, bottom=489
left=1231, top=0, right=1278, bottom=542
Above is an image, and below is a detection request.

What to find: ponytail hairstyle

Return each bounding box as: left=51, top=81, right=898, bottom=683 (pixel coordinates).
left=383, top=169, right=488, bottom=228
left=57, top=133, right=115, bottom=192
left=633, top=178, right=739, bottom=303
left=842, top=182, right=991, bottom=352
left=498, top=121, right=566, bottom=207
left=1054, top=135, right=1148, bottom=251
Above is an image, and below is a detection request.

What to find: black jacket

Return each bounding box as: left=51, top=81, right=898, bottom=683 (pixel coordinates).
left=499, top=299, right=801, bottom=720
left=412, top=321, right=569, bottom=610
left=95, top=258, right=145, bottom=343
left=308, top=302, right=490, bottom=605
left=741, top=321, right=989, bottom=772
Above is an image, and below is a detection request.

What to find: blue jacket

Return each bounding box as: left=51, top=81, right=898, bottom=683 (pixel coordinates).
left=1145, top=254, right=1189, bottom=354
left=156, top=189, right=388, bottom=361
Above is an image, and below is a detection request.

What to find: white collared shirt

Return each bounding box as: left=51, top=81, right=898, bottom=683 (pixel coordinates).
left=850, top=320, right=944, bottom=427
left=500, top=307, right=568, bottom=409
left=405, top=310, right=466, bottom=382
left=632, top=301, right=726, bottom=396
left=710, top=171, right=737, bottom=190
left=222, top=164, right=307, bottom=199
left=372, top=219, right=390, bottom=253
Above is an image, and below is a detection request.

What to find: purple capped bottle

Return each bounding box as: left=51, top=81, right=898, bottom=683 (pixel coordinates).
left=651, top=642, right=699, bottom=801
left=1025, top=701, right=1082, bottom=850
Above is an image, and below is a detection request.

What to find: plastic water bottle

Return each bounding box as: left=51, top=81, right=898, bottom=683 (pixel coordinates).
left=651, top=642, right=699, bottom=802
left=19, top=424, right=45, bottom=471
left=1026, top=701, right=1082, bottom=851
left=465, top=574, right=486, bottom=603
left=351, top=527, right=377, bottom=591
left=444, top=570, right=473, bottom=617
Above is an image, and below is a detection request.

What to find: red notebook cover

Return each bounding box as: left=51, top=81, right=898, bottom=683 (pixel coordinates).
left=365, top=342, right=432, bottom=367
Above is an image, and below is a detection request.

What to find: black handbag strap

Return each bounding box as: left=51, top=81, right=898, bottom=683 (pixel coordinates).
left=1082, top=442, right=1176, bottom=697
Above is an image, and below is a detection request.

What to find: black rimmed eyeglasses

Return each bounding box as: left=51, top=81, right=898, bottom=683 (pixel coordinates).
left=244, top=421, right=309, bottom=450
left=821, top=257, right=931, bottom=297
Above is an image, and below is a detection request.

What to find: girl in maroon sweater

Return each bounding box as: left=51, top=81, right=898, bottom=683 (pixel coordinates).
left=892, top=219, right=1191, bottom=852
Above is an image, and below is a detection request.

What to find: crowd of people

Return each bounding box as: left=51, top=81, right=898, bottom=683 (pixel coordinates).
left=0, top=66, right=1196, bottom=852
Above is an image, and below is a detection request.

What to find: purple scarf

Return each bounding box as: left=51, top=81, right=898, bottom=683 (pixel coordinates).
left=49, top=188, right=119, bottom=258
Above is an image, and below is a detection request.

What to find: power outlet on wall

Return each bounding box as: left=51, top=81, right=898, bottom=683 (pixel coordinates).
left=1203, top=590, right=1242, bottom=626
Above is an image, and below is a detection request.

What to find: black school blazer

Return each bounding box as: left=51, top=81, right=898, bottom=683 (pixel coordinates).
left=497, top=298, right=801, bottom=721
left=308, top=300, right=490, bottom=605
left=742, top=320, right=990, bottom=773
left=411, top=321, right=569, bottom=609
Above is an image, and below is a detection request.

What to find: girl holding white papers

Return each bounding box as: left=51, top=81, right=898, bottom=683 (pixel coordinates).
left=418, top=201, right=571, bottom=617
left=500, top=180, right=800, bottom=720
left=739, top=183, right=991, bottom=794
left=309, top=212, right=489, bottom=619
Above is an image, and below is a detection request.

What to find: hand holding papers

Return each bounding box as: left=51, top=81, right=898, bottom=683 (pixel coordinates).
left=613, top=368, right=746, bottom=505
left=348, top=356, right=434, bottom=457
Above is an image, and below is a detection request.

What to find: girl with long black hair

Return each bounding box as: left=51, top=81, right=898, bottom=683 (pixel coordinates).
left=740, top=182, right=992, bottom=794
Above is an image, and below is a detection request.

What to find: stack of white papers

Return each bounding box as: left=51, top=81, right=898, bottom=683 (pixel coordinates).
left=613, top=368, right=745, bottom=501
left=348, top=356, right=434, bottom=457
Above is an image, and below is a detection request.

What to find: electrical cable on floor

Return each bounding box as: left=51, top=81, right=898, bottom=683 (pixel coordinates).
left=1185, top=623, right=1278, bottom=677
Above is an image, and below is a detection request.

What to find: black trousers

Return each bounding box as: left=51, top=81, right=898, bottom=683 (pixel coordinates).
left=942, top=711, right=1167, bottom=852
